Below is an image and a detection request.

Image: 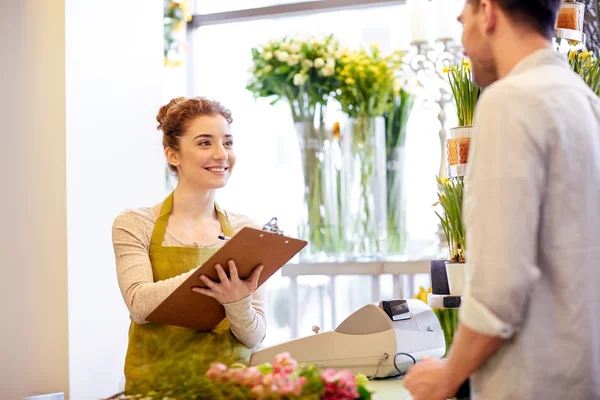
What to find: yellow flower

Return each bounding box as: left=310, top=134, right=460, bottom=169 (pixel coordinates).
left=345, top=77, right=356, bottom=85
left=569, top=50, right=578, bottom=62
left=443, top=66, right=450, bottom=74
left=579, top=51, right=594, bottom=63
left=462, top=58, right=472, bottom=72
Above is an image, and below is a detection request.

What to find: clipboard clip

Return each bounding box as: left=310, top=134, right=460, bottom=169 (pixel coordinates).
left=263, top=217, right=284, bottom=236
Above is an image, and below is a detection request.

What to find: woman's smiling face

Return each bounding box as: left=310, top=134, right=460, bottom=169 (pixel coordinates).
left=166, top=114, right=236, bottom=189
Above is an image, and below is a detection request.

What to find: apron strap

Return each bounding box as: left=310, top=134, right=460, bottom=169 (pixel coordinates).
left=215, top=202, right=234, bottom=237
left=150, top=192, right=174, bottom=247
left=150, top=192, right=234, bottom=246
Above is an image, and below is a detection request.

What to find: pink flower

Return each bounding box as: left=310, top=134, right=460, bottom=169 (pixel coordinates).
left=272, top=373, right=295, bottom=395
left=225, top=367, right=247, bottom=384
left=206, top=362, right=228, bottom=383
left=241, top=367, right=264, bottom=387
left=321, top=369, right=359, bottom=400
left=251, top=384, right=266, bottom=399
left=293, top=376, right=308, bottom=396
left=272, top=352, right=298, bottom=375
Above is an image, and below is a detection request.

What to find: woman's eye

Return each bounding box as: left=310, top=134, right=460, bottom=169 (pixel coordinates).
left=199, top=141, right=210, bottom=146
left=225, top=141, right=234, bottom=147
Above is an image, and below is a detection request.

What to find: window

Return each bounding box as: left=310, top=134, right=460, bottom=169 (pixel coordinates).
left=188, top=2, right=458, bottom=345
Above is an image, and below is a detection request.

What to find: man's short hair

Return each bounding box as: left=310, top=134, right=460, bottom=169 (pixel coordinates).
left=470, top=0, right=561, bottom=38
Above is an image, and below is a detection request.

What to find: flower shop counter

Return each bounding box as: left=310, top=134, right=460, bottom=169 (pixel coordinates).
left=368, top=378, right=412, bottom=399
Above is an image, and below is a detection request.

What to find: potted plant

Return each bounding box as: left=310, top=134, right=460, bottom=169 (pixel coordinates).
left=433, top=177, right=473, bottom=296
left=444, top=59, right=482, bottom=175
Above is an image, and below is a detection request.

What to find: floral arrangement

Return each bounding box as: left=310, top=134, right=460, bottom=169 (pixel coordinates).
left=384, top=79, right=417, bottom=254
left=335, top=45, right=403, bottom=118
left=414, top=287, right=458, bottom=357
left=246, top=34, right=342, bottom=121
left=247, top=34, right=345, bottom=259
left=433, top=176, right=465, bottom=263
left=335, top=45, right=403, bottom=256
left=163, top=0, right=191, bottom=67
left=569, top=50, right=600, bottom=96
left=206, top=353, right=372, bottom=400
left=444, top=59, right=482, bottom=127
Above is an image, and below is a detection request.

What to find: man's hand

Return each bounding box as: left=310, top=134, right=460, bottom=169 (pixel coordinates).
left=193, top=260, right=263, bottom=304
left=404, top=357, right=459, bottom=400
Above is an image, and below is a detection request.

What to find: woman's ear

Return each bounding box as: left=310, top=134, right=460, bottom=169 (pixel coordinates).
left=165, top=147, right=180, bottom=169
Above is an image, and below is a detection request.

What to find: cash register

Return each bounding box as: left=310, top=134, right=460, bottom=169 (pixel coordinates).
left=250, top=299, right=445, bottom=378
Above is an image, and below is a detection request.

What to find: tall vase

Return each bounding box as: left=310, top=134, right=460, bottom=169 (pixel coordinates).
left=386, top=146, right=407, bottom=255
left=294, top=103, right=344, bottom=261
left=342, top=115, right=387, bottom=259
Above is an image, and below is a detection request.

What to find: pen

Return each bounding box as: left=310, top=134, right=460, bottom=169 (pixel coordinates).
left=218, top=235, right=231, bottom=241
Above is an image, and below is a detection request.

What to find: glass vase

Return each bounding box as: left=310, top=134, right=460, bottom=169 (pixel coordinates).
left=342, top=115, right=387, bottom=259
left=294, top=103, right=344, bottom=261
left=386, top=146, right=407, bottom=256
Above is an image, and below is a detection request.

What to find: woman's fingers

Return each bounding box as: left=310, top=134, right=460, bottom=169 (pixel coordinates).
left=192, top=287, right=215, bottom=298
left=228, top=260, right=239, bottom=282
left=214, top=263, right=229, bottom=285
left=199, top=275, right=218, bottom=290
left=248, top=265, right=264, bottom=289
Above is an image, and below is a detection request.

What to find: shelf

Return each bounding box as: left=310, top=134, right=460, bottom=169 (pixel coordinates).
left=447, top=164, right=467, bottom=178
left=554, top=28, right=586, bottom=44
left=281, top=259, right=432, bottom=277
left=428, top=293, right=462, bottom=309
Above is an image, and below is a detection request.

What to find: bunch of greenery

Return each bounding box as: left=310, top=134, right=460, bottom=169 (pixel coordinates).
left=569, top=50, right=600, bottom=96
left=444, top=59, right=482, bottom=127
left=433, top=176, right=465, bottom=263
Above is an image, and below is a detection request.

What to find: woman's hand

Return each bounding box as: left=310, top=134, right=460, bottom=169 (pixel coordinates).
left=192, top=260, right=263, bottom=304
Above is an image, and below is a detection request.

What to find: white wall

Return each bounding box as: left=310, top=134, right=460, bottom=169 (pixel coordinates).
left=0, top=1, right=69, bottom=398
left=65, top=1, right=165, bottom=398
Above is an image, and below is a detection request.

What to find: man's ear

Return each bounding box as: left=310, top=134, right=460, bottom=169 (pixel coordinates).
left=479, top=0, right=498, bottom=34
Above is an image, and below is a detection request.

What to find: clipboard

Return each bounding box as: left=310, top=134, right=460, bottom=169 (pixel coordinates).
left=146, top=218, right=307, bottom=331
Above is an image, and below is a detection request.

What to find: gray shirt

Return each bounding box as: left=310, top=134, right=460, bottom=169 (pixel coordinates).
left=459, top=49, right=600, bottom=399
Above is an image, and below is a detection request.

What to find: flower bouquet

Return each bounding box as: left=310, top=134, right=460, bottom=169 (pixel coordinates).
left=112, top=352, right=372, bottom=400
left=206, top=352, right=372, bottom=400
left=335, top=45, right=403, bottom=258
left=569, top=50, right=600, bottom=95
left=247, top=34, right=344, bottom=260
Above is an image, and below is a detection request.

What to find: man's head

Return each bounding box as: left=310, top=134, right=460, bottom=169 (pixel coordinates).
left=458, top=0, right=562, bottom=87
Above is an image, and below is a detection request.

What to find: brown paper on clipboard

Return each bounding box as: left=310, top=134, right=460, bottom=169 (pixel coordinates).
left=146, top=226, right=307, bottom=331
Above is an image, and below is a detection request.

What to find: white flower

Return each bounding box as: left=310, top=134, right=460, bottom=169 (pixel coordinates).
left=314, top=58, right=325, bottom=69
left=302, top=59, right=314, bottom=69
left=280, top=42, right=291, bottom=52
left=396, top=76, right=419, bottom=94
left=247, top=65, right=256, bottom=73
left=276, top=51, right=290, bottom=62
left=325, top=57, right=335, bottom=68
left=287, top=54, right=302, bottom=66
left=262, top=51, right=273, bottom=60
left=293, top=73, right=309, bottom=86
left=321, top=66, right=335, bottom=77
left=327, top=44, right=337, bottom=54
left=290, top=43, right=302, bottom=53
left=263, top=64, right=273, bottom=73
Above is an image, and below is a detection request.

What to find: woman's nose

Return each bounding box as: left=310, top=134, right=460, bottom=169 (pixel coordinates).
left=212, top=144, right=228, bottom=160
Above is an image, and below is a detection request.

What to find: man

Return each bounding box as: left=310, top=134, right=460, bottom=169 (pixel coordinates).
left=404, top=0, right=600, bottom=399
